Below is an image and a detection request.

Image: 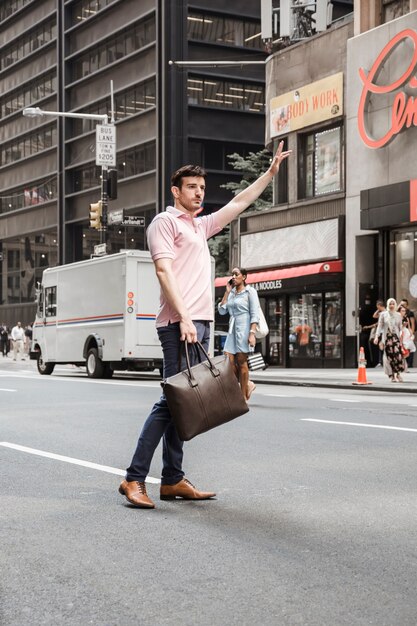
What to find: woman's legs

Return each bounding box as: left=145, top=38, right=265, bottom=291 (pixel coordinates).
left=225, top=351, right=255, bottom=400
left=225, top=352, right=238, bottom=377
left=236, top=352, right=250, bottom=400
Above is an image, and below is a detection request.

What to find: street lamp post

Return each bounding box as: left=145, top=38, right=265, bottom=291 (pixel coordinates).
left=22, top=105, right=114, bottom=252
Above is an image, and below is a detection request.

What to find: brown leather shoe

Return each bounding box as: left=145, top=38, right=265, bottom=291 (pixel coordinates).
left=118, top=480, right=155, bottom=508
left=160, top=478, right=216, bottom=501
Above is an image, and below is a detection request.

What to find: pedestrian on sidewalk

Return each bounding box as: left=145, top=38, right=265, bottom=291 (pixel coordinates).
left=0, top=323, right=9, bottom=356
left=374, top=298, right=405, bottom=383
left=24, top=324, right=33, bottom=356
left=11, top=322, right=25, bottom=361
left=400, top=298, right=415, bottom=367
left=398, top=305, right=416, bottom=369
left=119, top=141, right=291, bottom=509
left=371, top=300, right=386, bottom=366
left=218, top=267, right=259, bottom=401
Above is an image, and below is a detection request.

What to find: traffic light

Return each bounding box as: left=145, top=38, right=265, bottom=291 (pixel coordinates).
left=89, top=200, right=102, bottom=229
left=107, top=169, right=118, bottom=200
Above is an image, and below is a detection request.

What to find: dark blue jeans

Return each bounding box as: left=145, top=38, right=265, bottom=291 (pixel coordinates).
left=126, top=321, right=210, bottom=485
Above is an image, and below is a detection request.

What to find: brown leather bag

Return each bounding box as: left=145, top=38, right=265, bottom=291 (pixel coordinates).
left=162, top=341, right=249, bottom=441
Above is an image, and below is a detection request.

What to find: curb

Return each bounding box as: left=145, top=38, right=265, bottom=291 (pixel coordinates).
left=249, top=377, right=417, bottom=393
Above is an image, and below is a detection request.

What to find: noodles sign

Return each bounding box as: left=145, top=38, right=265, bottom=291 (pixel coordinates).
left=358, top=29, right=417, bottom=149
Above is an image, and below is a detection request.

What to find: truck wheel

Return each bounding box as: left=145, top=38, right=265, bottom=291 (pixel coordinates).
left=37, top=351, right=55, bottom=375
left=103, top=363, right=114, bottom=379
left=86, top=348, right=104, bottom=378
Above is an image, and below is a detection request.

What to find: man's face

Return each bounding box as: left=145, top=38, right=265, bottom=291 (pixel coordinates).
left=400, top=301, right=407, bottom=309
left=171, top=176, right=206, bottom=214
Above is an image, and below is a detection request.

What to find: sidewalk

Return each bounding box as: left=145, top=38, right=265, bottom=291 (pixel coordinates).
left=2, top=353, right=417, bottom=393
left=250, top=365, right=417, bottom=393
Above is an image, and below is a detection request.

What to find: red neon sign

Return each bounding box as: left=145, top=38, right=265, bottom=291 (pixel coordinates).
left=358, top=28, right=417, bottom=149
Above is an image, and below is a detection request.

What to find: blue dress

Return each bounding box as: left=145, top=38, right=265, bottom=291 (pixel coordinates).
left=218, top=286, right=260, bottom=354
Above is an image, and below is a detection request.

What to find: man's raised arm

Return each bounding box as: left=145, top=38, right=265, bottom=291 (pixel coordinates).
left=215, top=140, right=291, bottom=230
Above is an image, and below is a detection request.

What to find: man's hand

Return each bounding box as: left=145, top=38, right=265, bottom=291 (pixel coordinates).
left=180, top=318, right=198, bottom=343
left=267, top=140, right=292, bottom=178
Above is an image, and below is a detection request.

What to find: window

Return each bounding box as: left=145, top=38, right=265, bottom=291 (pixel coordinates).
left=0, top=72, right=56, bottom=120
left=1, top=233, right=58, bottom=304
left=70, top=142, right=156, bottom=192
left=188, top=76, right=264, bottom=112
left=70, top=0, right=117, bottom=26
left=71, top=16, right=155, bottom=81
left=298, top=126, right=343, bottom=199
left=187, top=12, right=263, bottom=50
left=71, top=79, right=156, bottom=136
left=0, top=0, right=33, bottom=24
left=393, top=230, right=417, bottom=312
left=289, top=293, right=323, bottom=359
left=45, top=286, right=57, bottom=317
left=324, top=292, right=342, bottom=358
left=0, top=177, right=57, bottom=214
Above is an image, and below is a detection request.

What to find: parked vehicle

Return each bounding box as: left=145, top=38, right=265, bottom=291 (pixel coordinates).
left=31, top=250, right=163, bottom=378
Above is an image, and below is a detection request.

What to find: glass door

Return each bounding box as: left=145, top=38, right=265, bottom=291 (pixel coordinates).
left=264, top=297, right=284, bottom=366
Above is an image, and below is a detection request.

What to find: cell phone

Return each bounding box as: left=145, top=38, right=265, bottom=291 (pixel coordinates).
left=228, top=279, right=234, bottom=286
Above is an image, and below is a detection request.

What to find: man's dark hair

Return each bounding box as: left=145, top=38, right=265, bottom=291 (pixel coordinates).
left=171, top=165, right=206, bottom=188
left=376, top=299, right=385, bottom=306
left=401, top=298, right=409, bottom=305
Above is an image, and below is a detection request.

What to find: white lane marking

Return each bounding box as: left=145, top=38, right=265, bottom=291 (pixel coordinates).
left=0, top=442, right=160, bottom=484
left=0, top=374, right=159, bottom=388
left=302, top=419, right=417, bottom=433
left=331, top=399, right=361, bottom=403
left=0, top=388, right=16, bottom=392
left=264, top=393, right=293, bottom=397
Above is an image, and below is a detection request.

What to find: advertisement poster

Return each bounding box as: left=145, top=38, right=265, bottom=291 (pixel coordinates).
left=314, top=127, right=342, bottom=195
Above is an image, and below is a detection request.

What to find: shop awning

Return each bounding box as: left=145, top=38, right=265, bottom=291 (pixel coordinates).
left=214, top=260, right=344, bottom=288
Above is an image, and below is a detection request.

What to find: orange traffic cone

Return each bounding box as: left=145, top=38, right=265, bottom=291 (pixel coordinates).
left=352, top=347, right=372, bottom=385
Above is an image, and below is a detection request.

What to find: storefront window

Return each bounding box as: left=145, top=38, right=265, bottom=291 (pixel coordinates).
left=289, top=293, right=322, bottom=359
left=393, top=231, right=417, bottom=311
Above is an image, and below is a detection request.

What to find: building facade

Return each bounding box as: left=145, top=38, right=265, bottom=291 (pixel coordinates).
left=0, top=0, right=266, bottom=325
left=346, top=5, right=417, bottom=365
left=216, top=16, right=353, bottom=368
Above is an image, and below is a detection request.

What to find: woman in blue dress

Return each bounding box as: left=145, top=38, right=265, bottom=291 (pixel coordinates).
left=218, top=267, right=260, bottom=400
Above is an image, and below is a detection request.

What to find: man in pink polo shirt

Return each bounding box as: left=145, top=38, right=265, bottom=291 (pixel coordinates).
left=119, top=141, right=291, bottom=508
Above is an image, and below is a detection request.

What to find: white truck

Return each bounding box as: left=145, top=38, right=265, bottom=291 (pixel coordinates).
left=31, top=250, right=163, bottom=378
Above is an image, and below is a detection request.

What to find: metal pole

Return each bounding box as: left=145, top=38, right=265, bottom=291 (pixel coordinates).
left=100, top=166, right=108, bottom=246
left=168, top=60, right=266, bottom=66
left=110, top=80, right=115, bottom=123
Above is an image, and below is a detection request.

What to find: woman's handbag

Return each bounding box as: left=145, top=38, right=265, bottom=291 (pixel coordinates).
left=162, top=341, right=249, bottom=441
left=401, top=346, right=410, bottom=358
left=247, top=351, right=267, bottom=371
left=255, top=307, right=269, bottom=340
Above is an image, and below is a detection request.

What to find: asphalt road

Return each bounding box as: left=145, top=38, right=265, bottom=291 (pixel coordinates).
left=1, top=360, right=417, bottom=625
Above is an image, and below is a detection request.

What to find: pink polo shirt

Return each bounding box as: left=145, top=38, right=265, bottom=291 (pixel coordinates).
left=147, top=206, right=222, bottom=327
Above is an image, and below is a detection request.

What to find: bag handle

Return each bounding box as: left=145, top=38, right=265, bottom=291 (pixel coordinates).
left=180, top=341, right=220, bottom=386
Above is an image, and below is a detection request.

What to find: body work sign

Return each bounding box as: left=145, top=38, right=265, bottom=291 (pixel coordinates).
left=270, top=72, right=343, bottom=138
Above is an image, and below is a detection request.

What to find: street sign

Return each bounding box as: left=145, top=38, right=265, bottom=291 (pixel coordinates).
left=123, top=216, right=145, bottom=227
left=93, top=243, right=107, bottom=256
left=108, top=208, right=124, bottom=225
left=96, top=124, right=116, bottom=167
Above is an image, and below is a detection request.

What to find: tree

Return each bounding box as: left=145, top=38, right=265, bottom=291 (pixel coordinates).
left=208, top=148, right=273, bottom=276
